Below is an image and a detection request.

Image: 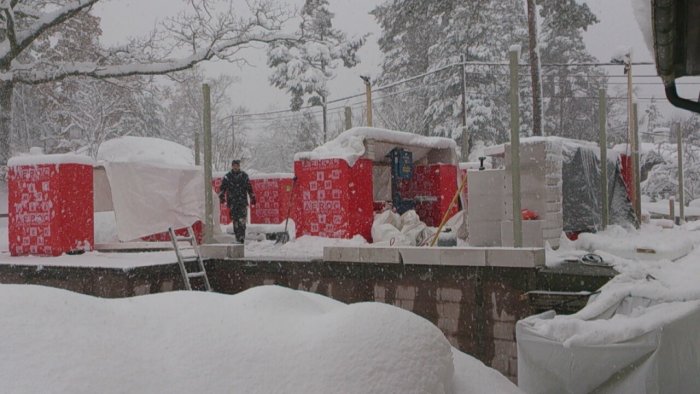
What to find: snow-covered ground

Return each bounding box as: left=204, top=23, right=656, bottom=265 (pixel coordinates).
left=0, top=284, right=521, bottom=393
left=538, top=222, right=700, bottom=348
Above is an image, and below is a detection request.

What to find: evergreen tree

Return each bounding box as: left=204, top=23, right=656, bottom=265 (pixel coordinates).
left=372, top=0, right=604, bottom=146
left=267, top=0, right=365, bottom=142
left=538, top=0, right=605, bottom=141
left=161, top=68, right=248, bottom=171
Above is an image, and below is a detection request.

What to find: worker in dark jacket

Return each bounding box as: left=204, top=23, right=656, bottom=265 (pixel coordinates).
left=219, top=160, right=256, bottom=243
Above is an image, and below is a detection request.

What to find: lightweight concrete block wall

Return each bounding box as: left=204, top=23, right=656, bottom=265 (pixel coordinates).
left=503, top=140, right=563, bottom=249
left=467, top=169, right=505, bottom=247
left=199, top=244, right=244, bottom=260
left=323, top=246, right=401, bottom=264
left=486, top=248, right=545, bottom=268
left=326, top=246, right=544, bottom=268
left=399, top=247, right=487, bottom=266
left=501, top=220, right=545, bottom=248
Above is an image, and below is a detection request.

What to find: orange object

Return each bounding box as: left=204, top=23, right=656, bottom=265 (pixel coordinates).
left=521, top=209, right=539, bottom=220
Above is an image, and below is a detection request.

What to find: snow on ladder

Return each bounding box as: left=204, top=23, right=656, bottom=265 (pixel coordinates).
left=168, top=226, right=212, bottom=291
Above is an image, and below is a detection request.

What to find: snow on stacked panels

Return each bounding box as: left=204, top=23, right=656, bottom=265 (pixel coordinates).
left=0, top=284, right=521, bottom=394
left=295, top=127, right=457, bottom=166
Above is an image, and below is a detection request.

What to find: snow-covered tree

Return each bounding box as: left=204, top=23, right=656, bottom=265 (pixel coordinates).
left=372, top=0, right=603, bottom=146
left=644, top=97, right=665, bottom=140
left=249, top=111, right=321, bottom=172
left=420, top=0, right=528, bottom=141
left=267, top=0, right=365, bottom=143
left=161, top=68, right=249, bottom=171
left=372, top=0, right=529, bottom=142
left=8, top=10, right=163, bottom=157
left=370, top=0, right=447, bottom=136
left=538, top=0, right=605, bottom=141
left=0, top=0, right=294, bottom=165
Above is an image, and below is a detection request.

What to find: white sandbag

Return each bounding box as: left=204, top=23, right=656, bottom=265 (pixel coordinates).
left=374, top=209, right=402, bottom=229
left=399, top=210, right=427, bottom=246
left=372, top=223, right=412, bottom=246
left=399, top=210, right=422, bottom=229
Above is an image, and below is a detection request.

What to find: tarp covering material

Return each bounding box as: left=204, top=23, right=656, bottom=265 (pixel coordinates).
left=104, top=162, right=205, bottom=241
left=561, top=143, right=636, bottom=232
left=517, top=297, right=700, bottom=393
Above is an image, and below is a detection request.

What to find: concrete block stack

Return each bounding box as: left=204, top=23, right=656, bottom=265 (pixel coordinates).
left=466, top=169, right=505, bottom=246
left=503, top=140, right=564, bottom=248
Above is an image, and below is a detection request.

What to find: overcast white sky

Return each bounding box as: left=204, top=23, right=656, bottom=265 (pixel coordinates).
left=94, top=0, right=694, bottom=121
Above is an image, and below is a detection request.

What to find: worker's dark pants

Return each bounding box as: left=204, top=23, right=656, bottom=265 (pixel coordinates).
left=229, top=205, right=247, bottom=243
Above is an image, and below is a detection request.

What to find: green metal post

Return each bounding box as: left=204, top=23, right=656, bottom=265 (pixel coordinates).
left=510, top=47, right=522, bottom=247
left=202, top=84, right=214, bottom=244
left=599, top=89, right=609, bottom=230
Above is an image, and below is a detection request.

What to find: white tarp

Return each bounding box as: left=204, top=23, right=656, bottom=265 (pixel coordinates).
left=104, top=162, right=205, bottom=241
left=517, top=296, right=700, bottom=393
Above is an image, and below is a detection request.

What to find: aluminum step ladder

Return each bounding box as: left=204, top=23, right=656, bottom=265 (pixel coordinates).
left=168, top=226, right=212, bottom=291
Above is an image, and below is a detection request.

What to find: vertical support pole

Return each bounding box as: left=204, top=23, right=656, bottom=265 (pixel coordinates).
left=231, top=115, right=236, bottom=160
left=202, top=84, right=214, bottom=244
left=363, top=78, right=373, bottom=127
left=599, top=89, right=609, bottom=230
left=194, top=132, right=200, bottom=165
left=669, top=197, right=675, bottom=223
left=321, top=95, right=328, bottom=143
left=676, top=122, right=685, bottom=224
left=460, top=55, right=469, bottom=162
left=632, top=102, right=642, bottom=227
left=510, top=47, right=522, bottom=247
left=344, top=106, right=352, bottom=130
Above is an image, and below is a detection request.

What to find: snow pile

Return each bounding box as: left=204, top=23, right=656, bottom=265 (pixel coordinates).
left=643, top=199, right=700, bottom=218
left=522, top=223, right=700, bottom=391
left=295, top=127, right=456, bottom=166
left=248, top=171, right=294, bottom=180
left=7, top=151, right=94, bottom=167
left=0, top=284, right=520, bottom=393
left=245, top=235, right=367, bottom=260
left=97, top=136, right=195, bottom=167
left=539, top=224, right=700, bottom=342
left=573, top=225, right=695, bottom=261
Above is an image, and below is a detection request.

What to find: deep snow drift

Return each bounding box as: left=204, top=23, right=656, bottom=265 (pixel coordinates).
left=537, top=222, right=700, bottom=348
left=0, top=284, right=520, bottom=394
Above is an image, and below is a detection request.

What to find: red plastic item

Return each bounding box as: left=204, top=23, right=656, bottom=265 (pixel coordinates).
left=141, top=221, right=203, bottom=244
left=9, top=163, right=93, bottom=256
left=249, top=176, right=294, bottom=224
left=521, top=209, right=539, bottom=220
left=397, top=164, right=459, bottom=227
left=620, top=153, right=635, bottom=202
left=212, top=177, right=231, bottom=225
left=293, top=158, right=374, bottom=240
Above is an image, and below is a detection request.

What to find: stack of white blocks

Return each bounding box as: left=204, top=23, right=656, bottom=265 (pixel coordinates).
left=466, top=169, right=505, bottom=247
left=502, top=140, right=563, bottom=249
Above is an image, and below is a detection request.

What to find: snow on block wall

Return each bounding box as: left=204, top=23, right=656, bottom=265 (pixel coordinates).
left=293, top=158, right=373, bottom=240
left=249, top=176, right=294, bottom=225
left=8, top=162, right=94, bottom=256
